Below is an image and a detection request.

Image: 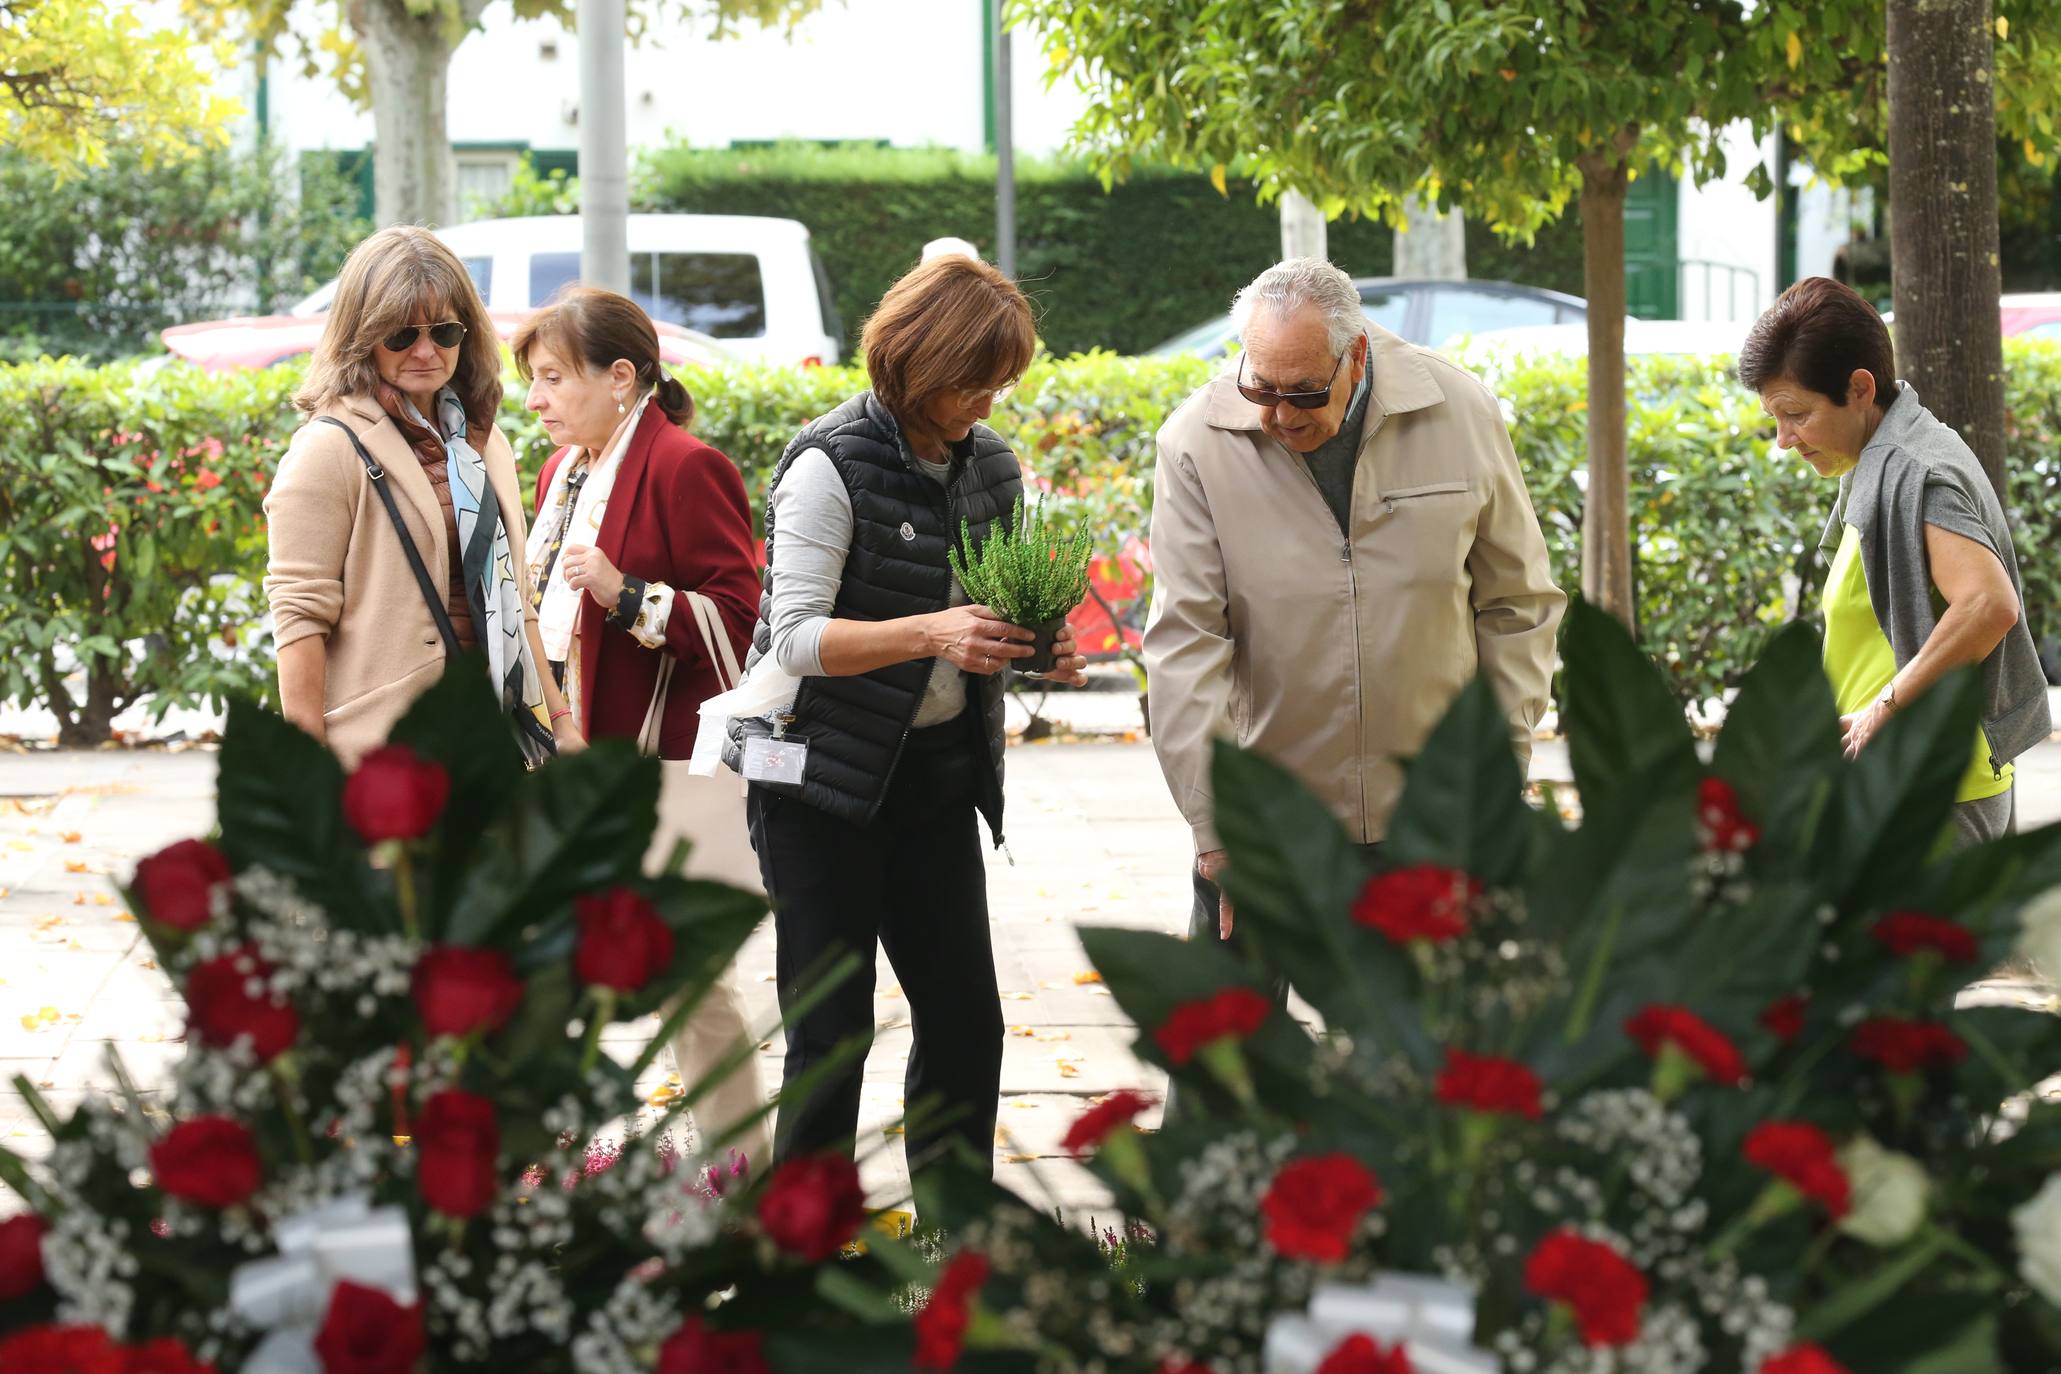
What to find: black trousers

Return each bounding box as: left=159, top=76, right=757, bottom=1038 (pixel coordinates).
left=746, top=717, right=1004, bottom=1180
left=1165, top=843, right=1383, bottom=1123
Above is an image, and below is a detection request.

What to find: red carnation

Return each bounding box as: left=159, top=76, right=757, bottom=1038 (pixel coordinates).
left=1696, top=776, right=1760, bottom=852
left=1061, top=1090, right=1155, bottom=1157
left=656, top=1317, right=769, bottom=1374
left=123, top=1338, right=216, bottom=1374
left=151, top=1116, right=261, bottom=1208
left=1625, top=1005, right=1747, bottom=1086
left=913, top=1249, right=990, bottom=1370
left=1260, top=1153, right=1383, bottom=1263
left=1433, top=1047, right=1544, bottom=1120
left=1850, top=1018, right=1967, bottom=1074
left=1158, top=1362, right=1214, bottom=1374
left=413, top=1090, right=500, bottom=1219
left=0, top=1324, right=123, bottom=1374
left=131, top=839, right=230, bottom=932
left=1153, top=987, right=1272, bottom=1066
left=0, top=1212, right=47, bottom=1300
left=1524, top=1229, right=1648, bottom=1348
left=412, top=946, right=523, bottom=1039
left=573, top=887, right=676, bottom=993
left=1760, top=1345, right=1851, bottom=1374
left=1870, top=913, right=1977, bottom=964
left=312, top=1280, right=426, bottom=1374
left=341, top=744, right=450, bottom=845
left=1743, top=1121, right=1851, bottom=1218
left=1759, top=994, right=1808, bottom=1045
left=184, top=946, right=299, bottom=1063
left=1315, top=1333, right=1416, bottom=1374
left=1350, top=864, right=1480, bottom=944
left=758, top=1154, right=866, bottom=1261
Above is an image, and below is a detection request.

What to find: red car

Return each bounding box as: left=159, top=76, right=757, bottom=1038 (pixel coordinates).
left=160, top=310, right=734, bottom=372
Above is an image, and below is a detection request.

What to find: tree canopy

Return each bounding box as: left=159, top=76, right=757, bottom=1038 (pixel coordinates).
left=1, top=0, right=240, bottom=171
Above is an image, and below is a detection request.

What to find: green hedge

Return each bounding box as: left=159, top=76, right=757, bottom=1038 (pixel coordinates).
left=630, top=144, right=1588, bottom=357
left=10, top=342, right=2061, bottom=743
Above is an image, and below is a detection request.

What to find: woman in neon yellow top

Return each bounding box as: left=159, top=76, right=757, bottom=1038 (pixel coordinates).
left=1736, top=278, right=2050, bottom=848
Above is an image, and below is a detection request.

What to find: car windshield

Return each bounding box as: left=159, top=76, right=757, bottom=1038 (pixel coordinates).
left=1152, top=315, right=1238, bottom=358
left=529, top=251, right=768, bottom=338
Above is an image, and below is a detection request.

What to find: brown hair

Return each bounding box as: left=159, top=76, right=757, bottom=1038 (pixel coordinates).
left=294, top=226, right=502, bottom=429
left=1737, top=276, right=1897, bottom=408
left=860, top=255, right=1035, bottom=435
left=510, top=286, right=695, bottom=429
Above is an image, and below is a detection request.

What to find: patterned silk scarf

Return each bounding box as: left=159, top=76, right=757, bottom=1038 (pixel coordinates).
left=427, top=389, right=556, bottom=767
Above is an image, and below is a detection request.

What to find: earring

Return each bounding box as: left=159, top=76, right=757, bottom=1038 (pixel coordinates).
left=615, top=396, right=626, bottom=415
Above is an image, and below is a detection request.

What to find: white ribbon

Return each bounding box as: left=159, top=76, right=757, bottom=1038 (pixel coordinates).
left=1263, top=1275, right=1496, bottom=1374
left=227, top=1193, right=417, bottom=1374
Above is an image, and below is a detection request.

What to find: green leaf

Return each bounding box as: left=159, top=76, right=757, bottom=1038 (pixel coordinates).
left=1827, top=667, right=1985, bottom=908
left=214, top=695, right=365, bottom=917
left=1558, top=599, right=1701, bottom=808
left=1710, top=619, right=1842, bottom=861
left=1380, top=674, right=1537, bottom=886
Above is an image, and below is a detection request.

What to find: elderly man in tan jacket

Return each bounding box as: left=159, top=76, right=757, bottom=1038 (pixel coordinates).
left=1145, top=258, right=1565, bottom=949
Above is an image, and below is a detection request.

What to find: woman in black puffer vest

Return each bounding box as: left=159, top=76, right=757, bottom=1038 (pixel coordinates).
left=742, top=255, right=1088, bottom=1183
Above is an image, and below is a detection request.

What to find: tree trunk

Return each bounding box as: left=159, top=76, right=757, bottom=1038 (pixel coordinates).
left=1578, top=152, right=1634, bottom=628
left=1887, top=0, right=2007, bottom=501
left=1393, top=193, right=1467, bottom=280
left=356, top=0, right=459, bottom=227
left=1279, top=188, right=1326, bottom=261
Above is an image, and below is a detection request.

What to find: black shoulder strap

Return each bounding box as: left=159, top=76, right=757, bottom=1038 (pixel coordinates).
left=314, top=416, right=464, bottom=660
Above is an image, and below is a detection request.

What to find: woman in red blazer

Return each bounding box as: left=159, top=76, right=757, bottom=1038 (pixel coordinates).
left=514, top=286, right=768, bottom=1169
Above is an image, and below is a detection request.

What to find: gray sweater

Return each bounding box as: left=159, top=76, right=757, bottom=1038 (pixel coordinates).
left=1823, top=384, right=2051, bottom=770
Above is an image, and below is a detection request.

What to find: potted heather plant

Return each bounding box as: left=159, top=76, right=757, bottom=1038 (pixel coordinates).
left=948, top=495, right=1094, bottom=675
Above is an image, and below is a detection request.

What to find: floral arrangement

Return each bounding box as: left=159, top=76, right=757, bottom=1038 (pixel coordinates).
left=0, top=671, right=930, bottom=1373
left=831, top=604, right=2061, bottom=1373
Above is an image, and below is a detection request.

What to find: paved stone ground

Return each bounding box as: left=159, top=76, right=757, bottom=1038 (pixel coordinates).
left=5, top=684, right=2060, bottom=1219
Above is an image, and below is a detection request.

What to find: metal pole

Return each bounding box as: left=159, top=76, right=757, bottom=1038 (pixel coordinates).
left=579, top=0, right=630, bottom=293
left=992, top=0, right=1016, bottom=278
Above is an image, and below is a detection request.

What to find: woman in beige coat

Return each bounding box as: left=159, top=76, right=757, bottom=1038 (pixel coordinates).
left=265, top=227, right=580, bottom=766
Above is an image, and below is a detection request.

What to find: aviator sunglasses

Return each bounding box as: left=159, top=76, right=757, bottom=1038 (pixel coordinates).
left=1236, top=345, right=1349, bottom=410
left=380, top=321, right=468, bottom=352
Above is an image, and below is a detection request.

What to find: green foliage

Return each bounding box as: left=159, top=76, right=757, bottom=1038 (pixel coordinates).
left=0, top=357, right=300, bottom=744
left=470, top=152, right=579, bottom=220
left=0, top=0, right=240, bottom=171
left=635, top=142, right=1586, bottom=356
left=13, top=340, right=2061, bottom=741
left=0, top=142, right=368, bottom=359
left=947, top=496, right=1093, bottom=628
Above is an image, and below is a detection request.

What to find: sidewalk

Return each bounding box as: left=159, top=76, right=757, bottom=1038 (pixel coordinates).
left=6, top=695, right=2061, bottom=1216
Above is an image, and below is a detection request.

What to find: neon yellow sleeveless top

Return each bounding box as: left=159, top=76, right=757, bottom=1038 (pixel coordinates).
left=1822, top=524, right=2012, bottom=802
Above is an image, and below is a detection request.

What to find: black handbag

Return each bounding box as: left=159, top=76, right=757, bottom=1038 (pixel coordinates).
left=315, top=416, right=464, bottom=660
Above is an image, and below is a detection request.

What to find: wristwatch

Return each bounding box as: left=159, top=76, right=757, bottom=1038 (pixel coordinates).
left=1875, top=681, right=1900, bottom=715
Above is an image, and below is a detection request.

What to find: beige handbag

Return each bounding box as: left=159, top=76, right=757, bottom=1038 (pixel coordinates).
left=638, top=592, right=760, bottom=892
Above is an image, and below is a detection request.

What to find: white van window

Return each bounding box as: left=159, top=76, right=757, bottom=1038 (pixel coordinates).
left=460, top=256, right=492, bottom=302
left=528, top=251, right=767, bottom=338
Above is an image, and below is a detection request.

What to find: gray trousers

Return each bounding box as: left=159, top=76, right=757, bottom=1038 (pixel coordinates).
left=1164, top=843, right=1382, bottom=1123
left=1952, top=787, right=2016, bottom=848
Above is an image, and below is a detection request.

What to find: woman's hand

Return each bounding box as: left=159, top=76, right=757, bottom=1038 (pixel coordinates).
left=552, top=713, right=588, bottom=755
left=1033, top=622, right=1091, bottom=687
left=926, top=605, right=1035, bottom=675
left=1840, top=698, right=1894, bottom=760
left=562, top=543, right=626, bottom=609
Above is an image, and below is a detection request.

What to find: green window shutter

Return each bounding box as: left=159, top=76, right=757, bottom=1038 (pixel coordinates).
left=1623, top=170, right=1680, bottom=320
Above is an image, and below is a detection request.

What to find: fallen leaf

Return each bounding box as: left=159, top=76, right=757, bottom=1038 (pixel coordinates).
left=758, top=972, right=776, bottom=982
left=36, top=1080, right=53, bottom=1089
left=138, top=958, right=156, bottom=970
left=37, top=1006, right=58, bottom=1023
left=1055, top=1059, right=1080, bottom=1079
left=882, top=1125, right=905, bottom=1137
left=60, top=831, right=81, bottom=843
left=92, top=894, right=111, bottom=907
left=63, top=860, right=89, bottom=873
left=1003, top=1153, right=1038, bottom=1164
left=70, top=894, right=85, bottom=906
left=1000, top=991, right=1035, bottom=1002
left=35, top=914, right=61, bottom=930
left=1071, top=971, right=1104, bottom=985
left=1090, top=987, right=1113, bottom=997
left=114, top=911, right=135, bottom=923
left=1009, top=1025, right=1037, bottom=1037
left=1009, top=1100, right=1038, bottom=1109
left=878, top=985, right=903, bottom=999
left=16, top=1015, right=35, bottom=1031
left=1035, top=1030, right=1072, bottom=1042
left=139, top=1031, right=165, bottom=1042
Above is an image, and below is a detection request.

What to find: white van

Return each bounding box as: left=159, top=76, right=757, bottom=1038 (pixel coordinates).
left=291, top=214, right=843, bottom=367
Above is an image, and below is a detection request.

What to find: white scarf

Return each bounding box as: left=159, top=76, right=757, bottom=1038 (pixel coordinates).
left=525, top=394, right=651, bottom=663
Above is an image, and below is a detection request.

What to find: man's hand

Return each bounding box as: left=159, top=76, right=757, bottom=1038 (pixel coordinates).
left=1197, top=848, right=1233, bottom=939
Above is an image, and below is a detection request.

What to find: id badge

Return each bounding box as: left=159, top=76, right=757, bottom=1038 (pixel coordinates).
left=742, top=734, right=808, bottom=785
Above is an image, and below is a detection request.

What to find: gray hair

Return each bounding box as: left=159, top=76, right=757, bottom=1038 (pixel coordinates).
left=1231, top=258, right=1365, bottom=355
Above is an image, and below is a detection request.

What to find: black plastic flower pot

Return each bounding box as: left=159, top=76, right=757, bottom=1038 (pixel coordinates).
left=1016, top=614, right=1070, bottom=675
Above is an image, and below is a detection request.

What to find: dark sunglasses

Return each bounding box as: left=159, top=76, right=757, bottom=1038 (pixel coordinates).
left=381, top=321, right=467, bottom=352
left=1236, top=346, right=1348, bottom=410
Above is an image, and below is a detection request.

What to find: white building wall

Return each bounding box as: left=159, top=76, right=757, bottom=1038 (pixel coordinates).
left=250, top=0, right=1091, bottom=170
left=1674, top=122, right=1780, bottom=322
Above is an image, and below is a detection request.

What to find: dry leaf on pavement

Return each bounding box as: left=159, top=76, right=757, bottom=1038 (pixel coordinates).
left=1071, top=971, right=1104, bottom=985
